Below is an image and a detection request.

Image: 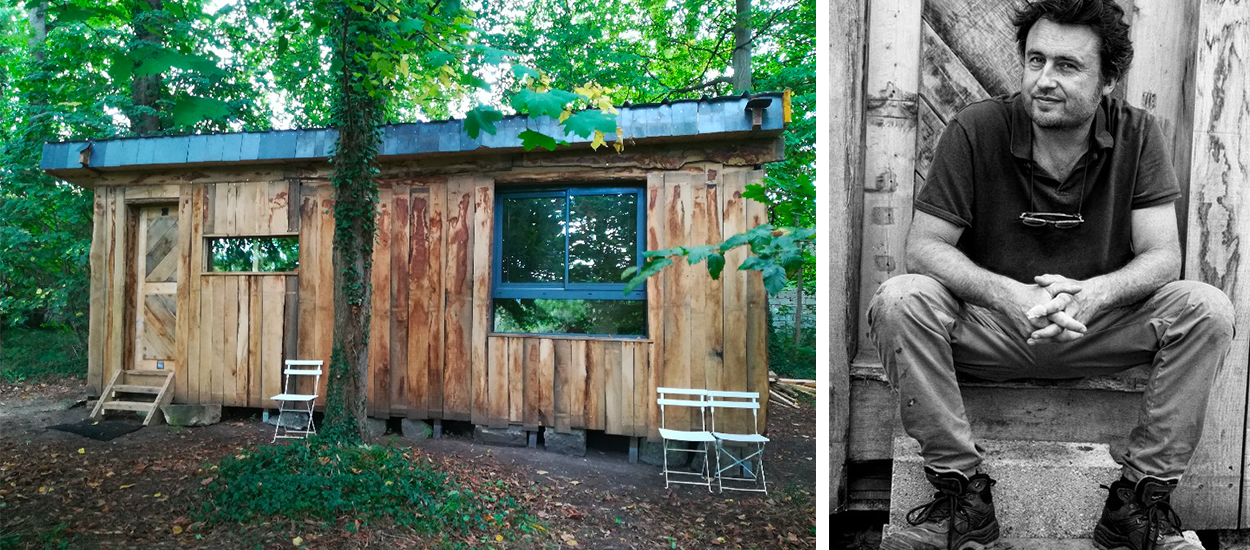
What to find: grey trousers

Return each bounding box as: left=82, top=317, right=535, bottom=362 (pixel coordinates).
left=867, top=274, right=1235, bottom=482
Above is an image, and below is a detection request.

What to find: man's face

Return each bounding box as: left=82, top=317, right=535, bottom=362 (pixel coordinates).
left=1021, top=18, right=1115, bottom=131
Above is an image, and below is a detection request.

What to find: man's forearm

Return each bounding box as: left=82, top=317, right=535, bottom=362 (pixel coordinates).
left=907, top=236, right=1024, bottom=312
left=1080, top=247, right=1180, bottom=312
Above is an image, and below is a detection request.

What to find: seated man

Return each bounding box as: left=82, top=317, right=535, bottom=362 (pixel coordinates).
left=869, top=1, right=1235, bottom=549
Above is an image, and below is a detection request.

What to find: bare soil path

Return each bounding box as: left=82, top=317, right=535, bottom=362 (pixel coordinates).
left=0, top=379, right=814, bottom=549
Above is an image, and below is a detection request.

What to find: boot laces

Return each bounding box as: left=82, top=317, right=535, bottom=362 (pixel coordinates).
left=1143, top=498, right=1183, bottom=550
left=905, top=484, right=982, bottom=550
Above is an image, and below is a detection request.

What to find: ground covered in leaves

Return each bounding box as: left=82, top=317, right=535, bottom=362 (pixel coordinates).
left=0, top=379, right=814, bottom=549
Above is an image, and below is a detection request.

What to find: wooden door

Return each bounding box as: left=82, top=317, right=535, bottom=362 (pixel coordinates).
left=132, top=205, right=179, bottom=372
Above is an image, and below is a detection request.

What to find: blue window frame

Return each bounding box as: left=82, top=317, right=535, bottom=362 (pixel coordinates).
left=492, top=186, right=647, bottom=336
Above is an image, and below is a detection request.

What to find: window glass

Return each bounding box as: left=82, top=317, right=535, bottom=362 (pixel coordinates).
left=208, top=237, right=299, bottom=272
left=493, top=298, right=646, bottom=336
left=568, top=193, right=638, bottom=284
left=499, top=196, right=565, bottom=283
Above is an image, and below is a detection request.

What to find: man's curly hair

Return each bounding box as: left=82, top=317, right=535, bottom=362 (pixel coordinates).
left=1012, top=0, right=1134, bottom=84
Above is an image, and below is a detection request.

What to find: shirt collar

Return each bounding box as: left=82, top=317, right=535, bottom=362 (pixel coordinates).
left=1009, top=93, right=1115, bottom=160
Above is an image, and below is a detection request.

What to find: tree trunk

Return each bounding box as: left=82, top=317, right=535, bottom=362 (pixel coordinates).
left=731, top=0, right=752, bottom=93
left=25, top=2, right=48, bottom=64
left=321, top=2, right=384, bottom=443
left=129, top=0, right=165, bottom=136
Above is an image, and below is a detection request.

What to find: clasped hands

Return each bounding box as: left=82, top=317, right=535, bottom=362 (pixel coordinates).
left=1010, top=274, right=1092, bottom=345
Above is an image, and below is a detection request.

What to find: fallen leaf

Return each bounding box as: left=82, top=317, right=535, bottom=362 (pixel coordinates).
left=153, top=493, right=162, bottom=497
left=293, top=535, right=303, bottom=546
left=495, top=535, right=504, bottom=542
left=569, top=480, right=580, bottom=485
left=78, top=448, right=85, bottom=454
left=172, top=526, right=183, bottom=535
left=119, top=484, right=135, bottom=489
left=536, top=470, right=548, bottom=475
left=200, top=476, right=216, bottom=486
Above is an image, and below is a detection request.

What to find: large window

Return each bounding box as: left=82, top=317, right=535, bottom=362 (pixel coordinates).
left=493, top=187, right=646, bottom=337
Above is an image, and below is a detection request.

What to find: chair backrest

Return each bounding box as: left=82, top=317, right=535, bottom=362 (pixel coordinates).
left=657, top=387, right=710, bottom=431
left=706, top=390, right=762, bottom=435
left=283, top=359, right=323, bottom=396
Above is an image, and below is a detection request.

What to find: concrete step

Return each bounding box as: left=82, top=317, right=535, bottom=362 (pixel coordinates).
left=889, top=436, right=1119, bottom=540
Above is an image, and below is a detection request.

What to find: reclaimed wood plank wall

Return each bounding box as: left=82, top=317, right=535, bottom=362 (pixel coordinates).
left=87, top=164, right=771, bottom=440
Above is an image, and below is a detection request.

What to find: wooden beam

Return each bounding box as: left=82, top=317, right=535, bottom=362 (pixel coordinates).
left=826, top=0, right=868, bottom=508
left=1178, top=0, right=1250, bottom=530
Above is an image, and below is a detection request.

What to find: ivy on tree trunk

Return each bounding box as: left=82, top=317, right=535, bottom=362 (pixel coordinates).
left=321, top=0, right=384, bottom=444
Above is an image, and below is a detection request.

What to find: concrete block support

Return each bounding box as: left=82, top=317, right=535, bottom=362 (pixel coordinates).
left=474, top=425, right=528, bottom=447
left=889, top=437, right=1119, bottom=540
left=544, top=429, right=587, bottom=457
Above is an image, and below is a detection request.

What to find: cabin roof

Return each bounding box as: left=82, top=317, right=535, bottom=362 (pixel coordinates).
left=41, top=92, right=788, bottom=179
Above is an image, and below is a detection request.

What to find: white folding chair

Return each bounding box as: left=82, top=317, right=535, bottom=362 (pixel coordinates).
left=708, top=390, right=769, bottom=493
left=656, top=387, right=716, bottom=492
left=270, top=359, right=323, bottom=442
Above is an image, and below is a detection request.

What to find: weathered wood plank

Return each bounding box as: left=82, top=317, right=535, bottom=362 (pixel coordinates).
left=645, top=172, right=665, bottom=440
left=235, top=277, right=252, bottom=406
left=1124, top=1, right=1199, bottom=253
left=632, top=342, right=648, bottom=437
left=186, top=185, right=206, bottom=403
left=407, top=188, right=431, bottom=417
left=282, top=276, right=299, bottom=394
left=315, top=189, right=334, bottom=404
left=87, top=189, right=109, bottom=395
left=720, top=171, right=749, bottom=398
left=508, top=337, right=524, bottom=424
left=744, top=171, right=771, bottom=427
left=487, top=336, right=508, bottom=428
left=260, top=276, right=285, bottom=407
left=523, top=338, right=541, bottom=429
left=568, top=339, right=588, bottom=430
left=107, top=191, right=126, bottom=390
left=661, top=172, right=693, bottom=430
left=426, top=183, right=447, bottom=417
left=916, top=19, right=990, bottom=179
left=196, top=275, right=214, bottom=406
left=221, top=275, right=239, bottom=407
left=854, top=0, right=923, bottom=366
left=700, top=178, right=724, bottom=395
left=553, top=339, right=572, bottom=433
left=248, top=275, right=263, bottom=406
left=585, top=340, right=606, bottom=431
left=267, top=180, right=289, bottom=234
left=369, top=187, right=393, bottom=417
left=471, top=179, right=494, bottom=426
left=390, top=186, right=410, bottom=416
left=604, top=340, right=624, bottom=435
left=538, top=338, right=555, bottom=427
left=1178, top=0, right=1250, bottom=529
left=173, top=186, right=194, bottom=403
left=922, top=0, right=1019, bottom=97
left=688, top=180, right=712, bottom=396
left=296, top=186, right=319, bottom=362
left=442, top=178, right=473, bottom=420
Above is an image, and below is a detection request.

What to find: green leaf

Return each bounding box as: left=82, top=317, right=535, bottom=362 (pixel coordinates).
left=510, top=89, right=581, bottom=119
left=172, top=97, right=230, bottom=127
left=561, top=110, right=617, bottom=139
left=739, top=256, right=768, bottom=271
left=510, top=66, right=541, bottom=80
left=51, top=6, right=109, bottom=24
left=685, top=245, right=718, bottom=266
left=719, top=233, right=750, bottom=253
left=425, top=51, right=455, bottom=68
left=518, top=130, right=565, bottom=151
left=742, top=183, right=769, bottom=203
left=706, top=253, right=726, bottom=280
left=398, top=18, right=425, bottom=34
left=623, top=257, right=672, bottom=294
left=474, top=46, right=519, bottom=65
left=761, top=264, right=788, bottom=295
left=464, top=106, right=503, bottom=138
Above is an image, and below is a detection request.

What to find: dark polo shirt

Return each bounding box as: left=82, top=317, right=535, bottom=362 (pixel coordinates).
left=915, top=92, right=1180, bottom=284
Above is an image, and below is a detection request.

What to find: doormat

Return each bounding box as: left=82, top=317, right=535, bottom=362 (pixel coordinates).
left=49, top=419, right=144, bottom=441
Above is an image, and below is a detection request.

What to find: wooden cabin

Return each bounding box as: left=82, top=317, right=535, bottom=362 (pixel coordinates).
left=829, top=0, right=1250, bottom=531
left=41, top=93, right=789, bottom=440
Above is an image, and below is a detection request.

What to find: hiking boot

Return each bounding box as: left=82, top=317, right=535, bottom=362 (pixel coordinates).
left=880, top=468, right=1000, bottom=550
left=1094, top=477, right=1202, bottom=550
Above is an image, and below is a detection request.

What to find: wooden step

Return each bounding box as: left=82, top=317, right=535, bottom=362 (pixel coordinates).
left=110, top=385, right=162, bottom=394
left=102, top=401, right=157, bottom=412
left=91, top=369, right=176, bottom=426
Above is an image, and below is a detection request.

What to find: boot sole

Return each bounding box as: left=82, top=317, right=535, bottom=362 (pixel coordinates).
left=879, top=523, right=1000, bottom=550
left=1092, top=525, right=1132, bottom=550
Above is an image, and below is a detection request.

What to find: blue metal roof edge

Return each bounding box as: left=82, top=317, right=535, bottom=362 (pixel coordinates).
left=42, top=92, right=786, bottom=173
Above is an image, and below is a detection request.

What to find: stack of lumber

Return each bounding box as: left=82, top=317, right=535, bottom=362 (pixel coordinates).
left=769, top=371, right=815, bottom=409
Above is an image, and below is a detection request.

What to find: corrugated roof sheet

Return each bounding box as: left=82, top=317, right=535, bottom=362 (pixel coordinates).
left=41, top=92, right=786, bottom=173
